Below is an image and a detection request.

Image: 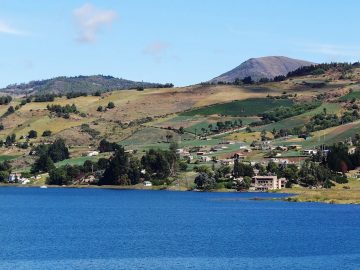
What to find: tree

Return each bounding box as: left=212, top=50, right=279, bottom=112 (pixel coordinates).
left=98, top=139, right=120, bottom=153
left=233, top=160, right=254, bottom=177
left=273, top=75, right=286, bottom=82
left=31, top=154, right=55, bottom=173
left=42, top=130, right=52, bottom=137
left=48, top=139, right=70, bottom=162
left=165, top=132, right=173, bottom=143
left=5, top=134, right=16, bottom=146
left=141, top=147, right=178, bottom=180
left=194, top=172, right=216, bottom=191
left=107, top=102, right=115, bottom=109
left=28, top=130, right=38, bottom=139
left=47, top=167, right=69, bottom=185
left=0, top=171, right=9, bottom=182
left=99, top=146, right=131, bottom=185
left=261, top=130, right=267, bottom=141
left=259, top=77, right=270, bottom=83
left=266, top=161, right=278, bottom=174
left=299, top=160, right=332, bottom=187
left=242, top=76, right=253, bottom=84
left=93, top=91, right=101, bottom=96
left=326, top=143, right=353, bottom=172
left=235, top=176, right=252, bottom=190
left=7, top=106, right=15, bottom=114
left=97, top=106, right=103, bottom=112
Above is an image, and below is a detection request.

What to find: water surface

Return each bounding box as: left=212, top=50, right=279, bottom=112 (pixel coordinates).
left=0, top=187, right=359, bottom=270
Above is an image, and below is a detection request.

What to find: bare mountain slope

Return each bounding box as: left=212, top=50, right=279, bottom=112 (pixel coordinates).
left=210, top=56, right=314, bottom=83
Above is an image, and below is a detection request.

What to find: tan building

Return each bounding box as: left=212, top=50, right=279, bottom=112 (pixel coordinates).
left=252, top=175, right=287, bottom=191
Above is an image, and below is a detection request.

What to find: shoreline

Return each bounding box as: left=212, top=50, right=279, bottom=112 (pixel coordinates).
left=1, top=183, right=359, bottom=205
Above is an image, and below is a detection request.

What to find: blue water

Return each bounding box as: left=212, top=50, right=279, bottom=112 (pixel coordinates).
left=0, top=188, right=359, bottom=270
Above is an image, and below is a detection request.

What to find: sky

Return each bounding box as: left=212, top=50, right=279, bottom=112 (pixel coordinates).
left=1, top=0, right=360, bottom=87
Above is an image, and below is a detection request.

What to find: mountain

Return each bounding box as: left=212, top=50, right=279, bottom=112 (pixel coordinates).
left=210, top=56, right=315, bottom=83
left=0, top=75, right=173, bottom=95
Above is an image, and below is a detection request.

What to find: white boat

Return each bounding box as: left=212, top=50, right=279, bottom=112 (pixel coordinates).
left=40, top=185, right=48, bottom=189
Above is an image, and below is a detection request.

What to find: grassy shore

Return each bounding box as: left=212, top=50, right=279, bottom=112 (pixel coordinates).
left=2, top=179, right=359, bottom=204
left=274, top=179, right=360, bottom=204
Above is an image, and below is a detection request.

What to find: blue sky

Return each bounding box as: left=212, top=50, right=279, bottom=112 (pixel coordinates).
left=1, top=0, right=360, bottom=87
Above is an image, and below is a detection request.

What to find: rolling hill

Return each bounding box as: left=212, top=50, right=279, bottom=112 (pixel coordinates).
left=0, top=60, right=359, bottom=180
left=210, top=56, right=314, bottom=83
left=0, top=75, right=173, bottom=95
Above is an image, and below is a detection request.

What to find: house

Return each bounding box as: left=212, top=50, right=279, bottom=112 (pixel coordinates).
left=82, top=175, right=96, bottom=184
left=182, top=154, right=194, bottom=161
left=288, top=144, right=302, bottom=150
left=233, top=153, right=246, bottom=160
left=87, top=151, right=99, bottom=157
left=348, top=147, right=357, bottom=155
left=276, top=146, right=288, bottom=151
left=251, top=175, right=286, bottom=191
left=143, top=181, right=152, bottom=187
left=220, top=159, right=235, bottom=166
left=196, top=151, right=206, bottom=156
left=8, top=173, right=21, bottom=183
left=176, top=148, right=185, bottom=154
left=302, top=149, right=317, bottom=156
left=239, top=146, right=252, bottom=152
left=200, top=156, right=212, bottom=162
left=211, top=146, right=223, bottom=152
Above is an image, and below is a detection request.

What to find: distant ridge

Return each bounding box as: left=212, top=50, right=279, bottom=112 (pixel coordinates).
left=0, top=75, right=173, bottom=95
left=210, top=56, right=315, bottom=83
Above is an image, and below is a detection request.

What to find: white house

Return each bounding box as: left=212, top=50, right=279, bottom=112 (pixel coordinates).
left=201, top=156, right=212, bottom=162
left=87, top=151, right=99, bottom=157
left=143, top=181, right=152, bottom=187
left=302, top=149, right=318, bottom=156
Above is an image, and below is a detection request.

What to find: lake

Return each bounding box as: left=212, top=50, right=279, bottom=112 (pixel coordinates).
left=0, top=187, right=359, bottom=270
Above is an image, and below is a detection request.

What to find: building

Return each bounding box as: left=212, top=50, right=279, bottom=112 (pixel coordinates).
left=200, top=156, right=212, bottom=162
left=233, top=153, right=246, bottom=160
left=8, top=173, right=21, bottom=183
left=302, top=149, right=317, bottom=156
left=251, top=175, right=287, bottom=191
left=348, top=147, right=357, bottom=155
left=143, top=181, right=152, bottom=187
left=220, top=159, right=235, bottom=166
left=276, top=146, right=288, bottom=152
left=288, top=144, right=302, bottom=150
left=87, top=151, right=99, bottom=157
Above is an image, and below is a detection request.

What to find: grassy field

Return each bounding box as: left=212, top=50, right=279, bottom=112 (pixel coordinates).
left=55, top=154, right=109, bottom=167
left=181, top=98, right=293, bottom=117
left=277, top=179, right=360, bottom=204
left=0, top=155, right=19, bottom=162
left=339, top=89, right=360, bottom=101
left=255, top=103, right=342, bottom=132
left=225, top=131, right=274, bottom=142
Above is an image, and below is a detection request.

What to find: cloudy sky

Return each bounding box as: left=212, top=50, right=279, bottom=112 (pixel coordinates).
left=1, top=0, right=360, bottom=87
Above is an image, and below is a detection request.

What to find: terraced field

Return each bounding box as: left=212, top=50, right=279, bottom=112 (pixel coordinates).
left=255, top=103, right=342, bottom=132
left=181, top=98, right=293, bottom=117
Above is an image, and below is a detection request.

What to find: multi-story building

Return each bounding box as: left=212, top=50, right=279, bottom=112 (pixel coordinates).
left=251, top=175, right=287, bottom=191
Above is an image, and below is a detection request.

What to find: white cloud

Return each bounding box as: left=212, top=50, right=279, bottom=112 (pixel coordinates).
left=301, top=43, right=360, bottom=59
left=0, top=21, right=24, bottom=35
left=73, top=3, right=117, bottom=43
left=143, top=41, right=170, bottom=56
left=143, top=41, right=170, bottom=63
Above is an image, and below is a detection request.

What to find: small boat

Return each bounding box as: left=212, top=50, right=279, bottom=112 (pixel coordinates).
left=40, top=185, right=48, bottom=189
